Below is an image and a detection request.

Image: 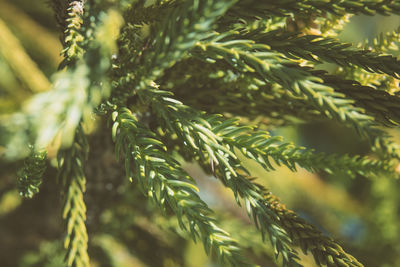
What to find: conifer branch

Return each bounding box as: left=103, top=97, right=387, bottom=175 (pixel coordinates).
left=112, top=0, right=236, bottom=103
left=137, top=89, right=305, bottom=265
left=164, top=131, right=365, bottom=267
left=141, top=88, right=394, bottom=178
left=318, top=14, right=353, bottom=38
left=4, top=1, right=400, bottom=266
left=24, top=0, right=87, bottom=150
left=163, top=59, right=400, bottom=163
left=60, top=1, right=85, bottom=68
left=25, top=3, right=122, bottom=150
left=220, top=120, right=394, bottom=177
left=233, top=0, right=400, bottom=16
left=262, top=189, right=364, bottom=267
left=337, top=28, right=400, bottom=95
left=243, top=29, right=400, bottom=78
left=194, top=39, right=370, bottom=126
left=195, top=38, right=400, bottom=159
left=161, top=58, right=322, bottom=123
left=319, top=72, right=400, bottom=126
left=122, top=0, right=177, bottom=26
left=311, top=72, right=400, bottom=159
left=111, top=107, right=252, bottom=267
left=49, top=0, right=73, bottom=30
left=369, top=27, right=400, bottom=54
left=48, top=3, right=122, bottom=267
left=17, top=149, right=47, bottom=198
left=173, top=77, right=321, bottom=123
left=227, top=13, right=286, bottom=30
left=58, top=125, right=90, bottom=267
left=138, top=87, right=395, bottom=265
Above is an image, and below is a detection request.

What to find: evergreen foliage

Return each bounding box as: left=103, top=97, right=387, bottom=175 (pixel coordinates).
left=17, top=148, right=47, bottom=199
left=1, top=0, right=400, bottom=266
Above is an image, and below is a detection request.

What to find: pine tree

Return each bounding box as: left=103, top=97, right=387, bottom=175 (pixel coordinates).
left=1, top=0, right=400, bottom=266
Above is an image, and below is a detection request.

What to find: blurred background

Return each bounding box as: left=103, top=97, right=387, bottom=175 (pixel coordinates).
left=1, top=1, right=400, bottom=266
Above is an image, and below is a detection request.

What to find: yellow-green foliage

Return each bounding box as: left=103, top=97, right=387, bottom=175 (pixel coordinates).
left=2, top=1, right=400, bottom=267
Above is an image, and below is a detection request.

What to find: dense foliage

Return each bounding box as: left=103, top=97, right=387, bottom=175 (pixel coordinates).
left=1, top=0, right=400, bottom=266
